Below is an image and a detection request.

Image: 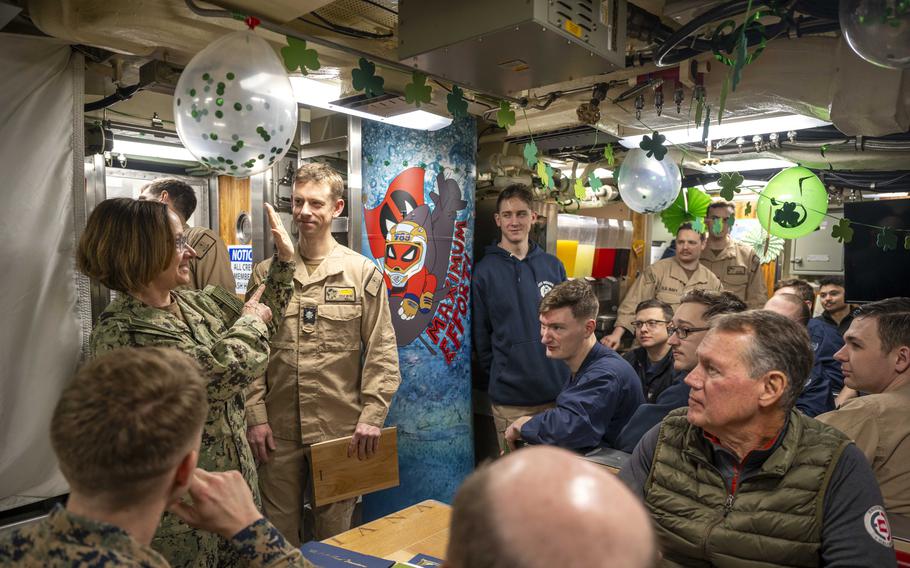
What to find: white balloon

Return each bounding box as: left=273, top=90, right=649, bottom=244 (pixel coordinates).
left=617, top=148, right=681, bottom=214
left=840, top=0, right=910, bottom=69
left=174, top=30, right=297, bottom=177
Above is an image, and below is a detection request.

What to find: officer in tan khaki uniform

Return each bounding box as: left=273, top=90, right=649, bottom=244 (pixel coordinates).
left=140, top=178, right=236, bottom=292
left=700, top=199, right=767, bottom=308
left=245, top=163, right=401, bottom=546
left=602, top=223, right=722, bottom=349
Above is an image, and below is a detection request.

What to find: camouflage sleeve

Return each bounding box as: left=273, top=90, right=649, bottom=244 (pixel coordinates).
left=247, top=257, right=294, bottom=337
left=230, top=518, right=315, bottom=568
left=358, top=262, right=401, bottom=427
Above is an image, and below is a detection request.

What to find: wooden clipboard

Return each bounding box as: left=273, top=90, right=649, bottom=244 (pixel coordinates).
left=310, top=426, right=399, bottom=507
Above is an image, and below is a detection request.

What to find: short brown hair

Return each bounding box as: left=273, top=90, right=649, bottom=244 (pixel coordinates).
left=771, top=292, right=811, bottom=325
left=51, top=347, right=208, bottom=505
left=539, top=279, right=599, bottom=321
left=76, top=198, right=175, bottom=293
left=706, top=199, right=735, bottom=216
left=635, top=299, right=673, bottom=322
left=447, top=461, right=513, bottom=568
left=142, top=178, right=197, bottom=221
left=496, top=184, right=534, bottom=211
left=774, top=278, right=816, bottom=310
left=295, top=162, right=345, bottom=201
left=677, top=222, right=706, bottom=241
left=711, top=311, right=812, bottom=411
left=853, top=297, right=910, bottom=353
left=679, top=290, right=747, bottom=321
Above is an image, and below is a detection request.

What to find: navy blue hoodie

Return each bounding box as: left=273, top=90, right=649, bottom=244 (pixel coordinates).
left=472, top=241, right=569, bottom=406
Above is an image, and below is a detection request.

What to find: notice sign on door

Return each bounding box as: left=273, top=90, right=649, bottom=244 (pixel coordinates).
left=228, top=245, right=253, bottom=295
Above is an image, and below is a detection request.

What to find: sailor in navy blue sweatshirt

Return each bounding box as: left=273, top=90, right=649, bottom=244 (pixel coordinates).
left=473, top=185, right=569, bottom=451
left=504, top=280, right=644, bottom=453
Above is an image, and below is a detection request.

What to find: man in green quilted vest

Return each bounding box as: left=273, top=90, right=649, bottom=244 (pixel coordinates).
left=620, top=310, right=897, bottom=567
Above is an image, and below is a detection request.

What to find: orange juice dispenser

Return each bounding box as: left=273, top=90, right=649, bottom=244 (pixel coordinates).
left=556, top=214, right=580, bottom=277
left=574, top=216, right=597, bottom=278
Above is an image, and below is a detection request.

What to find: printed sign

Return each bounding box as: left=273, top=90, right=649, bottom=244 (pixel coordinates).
left=228, top=245, right=253, bottom=295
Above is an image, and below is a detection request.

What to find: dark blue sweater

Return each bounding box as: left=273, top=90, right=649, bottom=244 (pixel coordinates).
left=521, top=342, right=644, bottom=452
left=472, top=242, right=569, bottom=405
left=796, top=319, right=846, bottom=417
left=615, top=370, right=691, bottom=453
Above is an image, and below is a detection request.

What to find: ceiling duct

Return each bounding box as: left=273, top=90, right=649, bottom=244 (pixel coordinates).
left=397, top=0, right=628, bottom=96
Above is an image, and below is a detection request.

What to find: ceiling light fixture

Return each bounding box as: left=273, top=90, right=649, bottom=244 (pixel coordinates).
left=618, top=114, right=830, bottom=149
left=290, top=76, right=453, bottom=131
left=111, top=137, right=199, bottom=162
left=693, top=157, right=796, bottom=173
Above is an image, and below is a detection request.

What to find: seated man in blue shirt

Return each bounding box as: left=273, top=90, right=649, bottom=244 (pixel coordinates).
left=614, top=290, right=747, bottom=453
left=504, top=279, right=644, bottom=452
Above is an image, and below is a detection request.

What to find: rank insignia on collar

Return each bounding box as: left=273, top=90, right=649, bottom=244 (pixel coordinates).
left=303, top=306, right=317, bottom=324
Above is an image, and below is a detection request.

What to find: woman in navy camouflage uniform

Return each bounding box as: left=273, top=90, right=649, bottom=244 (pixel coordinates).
left=77, top=198, right=296, bottom=567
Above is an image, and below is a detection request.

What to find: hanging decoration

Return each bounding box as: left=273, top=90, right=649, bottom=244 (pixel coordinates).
left=281, top=36, right=321, bottom=74
left=840, top=0, right=910, bottom=69
left=739, top=225, right=785, bottom=263
left=660, top=186, right=712, bottom=234
left=497, top=101, right=516, bottom=128
left=404, top=71, right=432, bottom=107
left=756, top=167, right=828, bottom=239
left=523, top=141, right=539, bottom=168
left=352, top=58, right=385, bottom=97
left=877, top=226, right=898, bottom=251
left=717, top=172, right=744, bottom=201
left=588, top=172, right=603, bottom=191
left=713, top=0, right=768, bottom=122
left=692, top=217, right=707, bottom=233
left=639, top=131, right=669, bottom=160
left=447, top=85, right=469, bottom=118
left=617, top=148, right=682, bottom=214
left=173, top=27, right=297, bottom=177
left=573, top=178, right=586, bottom=199
left=831, top=217, right=855, bottom=243
left=604, top=143, right=616, bottom=167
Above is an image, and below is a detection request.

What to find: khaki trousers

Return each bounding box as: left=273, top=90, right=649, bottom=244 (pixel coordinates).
left=491, top=402, right=556, bottom=453
left=258, top=437, right=357, bottom=547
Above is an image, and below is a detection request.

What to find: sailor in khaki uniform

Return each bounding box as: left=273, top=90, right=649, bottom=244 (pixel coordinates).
left=700, top=200, right=767, bottom=308
left=140, top=178, right=236, bottom=292
left=603, top=224, right=722, bottom=349
left=246, top=164, right=401, bottom=546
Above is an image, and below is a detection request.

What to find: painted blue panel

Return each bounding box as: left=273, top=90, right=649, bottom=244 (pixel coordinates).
left=360, top=117, right=476, bottom=520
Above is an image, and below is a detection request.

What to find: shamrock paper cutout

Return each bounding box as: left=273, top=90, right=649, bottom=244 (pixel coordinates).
left=404, top=72, right=431, bottom=107
left=447, top=85, right=468, bottom=118
left=692, top=218, right=706, bottom=233
left=744, top=202, right=753, bottom=216
left=588, top=172, right=603, bottom=191
left=639, top=131, right=668, bottom=161
left=877, top=227, right=897, bottom=251
left=574, top=178, right=586, bottom=199
left=536, top=160, right=549, bottom=188
left=281, top=37, right=321, bottom=75
left=497, top=101, right=516, bottom=128
left=831, top=218, right=854, bottom=244
left=352, top=58, right=384, bottom=98
left=717, top=172, right=744, bottom=201
left=773, top=202, right=806, bottom=228
left=523, top=141, right=538, bottom=168
left=604, top=143, right=616, bottom=167
left=545, top=163, right=555, bottom=189
left=712, top=218, right=724, bottom=235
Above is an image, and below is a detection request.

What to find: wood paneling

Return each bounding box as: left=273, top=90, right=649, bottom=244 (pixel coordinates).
left=310, top=427, right=399, bottom=507
left=217, top=175, right=250, bottom=247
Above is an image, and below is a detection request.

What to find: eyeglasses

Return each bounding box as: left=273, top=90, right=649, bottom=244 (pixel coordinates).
left=666, top=324, right=710, bottom=339
left=175, top=235, right=189, bottom=252
left=631, top=319, right=669, bottom=330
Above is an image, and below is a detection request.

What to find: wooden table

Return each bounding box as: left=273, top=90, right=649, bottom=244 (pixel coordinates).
left=323, top=500, right=451, bottom=562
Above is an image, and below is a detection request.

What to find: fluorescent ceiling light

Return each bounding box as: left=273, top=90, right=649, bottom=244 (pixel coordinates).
left=290, top=76, right=453, bottom=131
left=112, top=138, right=199, bottom=162
left=702, top=158, right=796, bottom=173
left=619, top=114, right=830, bottom=148
left=592, top=168, right=613, bottom=178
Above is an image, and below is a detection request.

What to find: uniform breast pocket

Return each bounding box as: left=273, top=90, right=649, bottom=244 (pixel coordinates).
left=724, top=266, right=749, bottom=287
left=317, top=304, right=363, bottom=351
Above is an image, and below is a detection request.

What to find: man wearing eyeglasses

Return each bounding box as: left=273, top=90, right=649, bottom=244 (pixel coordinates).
left=700, top=200, right=767, bottom=309
left=614, top=290, right=747, bottom=453
left=603, top=223, right=722, bottom=350
left=622, top=300, right=675, bottom=403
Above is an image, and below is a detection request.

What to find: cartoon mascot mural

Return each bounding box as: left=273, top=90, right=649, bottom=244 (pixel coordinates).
left=364, top=167, right=468, bottom=347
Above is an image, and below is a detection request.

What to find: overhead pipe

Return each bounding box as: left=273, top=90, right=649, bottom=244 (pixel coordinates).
left=184, top=0, right=523, bottom=105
